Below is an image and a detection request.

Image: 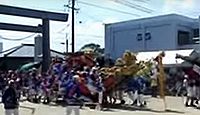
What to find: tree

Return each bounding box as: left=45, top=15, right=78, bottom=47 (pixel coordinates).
left=79, top=43, right=104, bottom=56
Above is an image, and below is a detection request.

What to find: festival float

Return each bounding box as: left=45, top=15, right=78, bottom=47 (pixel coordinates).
left=45, top=50, right=164, bottom=107
left=57, top=50, right=154, bottom=104
left=97, top=50, right=154, bottom=104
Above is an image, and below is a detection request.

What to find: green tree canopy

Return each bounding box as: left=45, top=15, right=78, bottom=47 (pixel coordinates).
left=79, top=43, right=104, bottom=56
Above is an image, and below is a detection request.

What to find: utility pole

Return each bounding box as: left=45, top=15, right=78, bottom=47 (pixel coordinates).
left=72, top=0, right=75, bottom=53
left=64, top=0, right=79, bottom=53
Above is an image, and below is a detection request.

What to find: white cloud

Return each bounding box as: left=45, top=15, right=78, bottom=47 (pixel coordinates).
left=0, top=0, right=141, bottom=52
left=102, top=18, right=119, bottom=24
left=3, top=0, right=200, bottom=53
left=74, top=21, right=104, bottom=51
left=76, top=21, right=103, bottom=34
left=162, top=0, right=197, bottom=14
left=0, top=30, right=35, bottom=50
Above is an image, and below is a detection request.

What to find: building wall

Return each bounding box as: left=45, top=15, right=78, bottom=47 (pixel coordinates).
left=105, top=21, right=177, bottom=59
left=144, top=24, right=175, bottom=51
left=105, top=14, right=199, bottom=59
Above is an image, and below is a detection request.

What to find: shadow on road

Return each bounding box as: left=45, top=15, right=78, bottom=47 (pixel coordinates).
left=14, top=99, right=185, bottom=114
left=148, top=109, right=184, bottom=114
left=102, top=104, right=185, bottom=114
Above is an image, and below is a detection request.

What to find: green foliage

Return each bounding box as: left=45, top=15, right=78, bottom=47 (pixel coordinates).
left=79, top=43, right=104, bottom=57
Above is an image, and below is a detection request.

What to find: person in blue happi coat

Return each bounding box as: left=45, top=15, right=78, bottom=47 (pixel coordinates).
left=126, top=76, right=147, bottom=106
left=65, top=75, right=82, bottom=115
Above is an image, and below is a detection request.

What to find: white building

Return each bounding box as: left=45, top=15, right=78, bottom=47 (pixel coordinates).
left=105, top=14, right=200, bottom=59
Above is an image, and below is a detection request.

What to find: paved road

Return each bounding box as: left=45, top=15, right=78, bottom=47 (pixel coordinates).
left=0, top=96, right=200, bottom=115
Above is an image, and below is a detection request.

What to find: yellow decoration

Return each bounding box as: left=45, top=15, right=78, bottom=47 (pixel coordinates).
left=100, top=50, right=153, bottom=78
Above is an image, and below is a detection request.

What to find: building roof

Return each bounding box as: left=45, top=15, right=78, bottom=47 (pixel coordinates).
left=106, top=14, right=197, bottom=28
left=1, top=44, right=65, bottom=58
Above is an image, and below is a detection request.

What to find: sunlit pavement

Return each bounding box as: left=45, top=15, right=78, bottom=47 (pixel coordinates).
left=0, top=96, right=200, bottom=115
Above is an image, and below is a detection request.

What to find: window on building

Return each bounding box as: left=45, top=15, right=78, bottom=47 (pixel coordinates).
left=137, top=33, right=142, bottom=41
left=145, top=32, right=151, bottom=40
left=192, top=37, right=200, bottom=44
left=193, top=29, right=199, bottom=38
left=192, top=29, right=200, bottom=44
left=178, top=31, right=190, bottom=45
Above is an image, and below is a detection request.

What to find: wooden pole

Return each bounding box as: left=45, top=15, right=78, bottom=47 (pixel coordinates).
left=157, top=52, right=167, bottom=110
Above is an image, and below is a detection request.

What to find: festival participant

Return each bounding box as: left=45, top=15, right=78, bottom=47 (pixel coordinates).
left=35, top=74, right=43, bottom=101
left=2, top=80, right=19, bottom=115
left=126, top=76, right=147, bottom=107
left=6, top=70, right=14, bottom=81
left=15, top=76, right=22, bottom=100
left=96, top=75, right=104, bottom=110
left=194, top=77, right=200, bottom=106
left=27, top=71, right=38, bottom=102
left=184, top=69, right=198, bottom=107
left=0, top=72, right=6, bottom=95
left=60, top=71, right=76, bottom=100
left=150, top=63, right=158, bottom=98
left=65, top=75, right=82, bottom=115
left=126, top=77, right=138, bottom=106
left=41, top=77, right=51, bottom=104
left=137, top=76, right=147, bottom=107
left=184, top=74, right=192, bottom=107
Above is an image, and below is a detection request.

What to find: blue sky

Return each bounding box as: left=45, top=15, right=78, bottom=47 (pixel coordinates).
left=0, top=0, right=200, bottom=52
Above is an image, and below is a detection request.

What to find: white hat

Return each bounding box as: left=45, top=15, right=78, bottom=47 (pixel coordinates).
left=184, top=75, right=188, bottom=78
left=92, top=67, right=98, bottom=70
left=16, top=78, right=20, bottom=82
left=8, top=80, right=14, bottom=84
left=73, top=75, right=79, bottom=79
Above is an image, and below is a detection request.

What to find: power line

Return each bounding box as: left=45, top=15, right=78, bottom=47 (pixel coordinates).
left=56, top=23, right=71, bottom=33
left=0, top=33, right=37, bottom=41
left=79, top=11, right=104, bottom=23
left=77, top=34, right=103, bottom=38
left=76, top=0, right=103, bottom=22
left=130, top=0, right=150, bottom=3
left=125, top=0, right=153, bottom=11
left=109, top=0, right=153, bottom=13
left=78, top=1, right=140, bottom=17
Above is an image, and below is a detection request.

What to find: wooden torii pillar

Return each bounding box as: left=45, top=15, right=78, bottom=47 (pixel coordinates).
left=0, top=5, right=68, bottom=72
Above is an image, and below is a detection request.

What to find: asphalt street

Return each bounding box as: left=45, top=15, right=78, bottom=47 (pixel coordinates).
left=0, top=96, right=200, bottom=115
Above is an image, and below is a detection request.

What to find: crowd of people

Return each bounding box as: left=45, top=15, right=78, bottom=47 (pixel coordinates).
left=182, top=68, right=200, bottom=108
left=163, top=67, right=200, bottom=108
left=2, top=55, right=200, bottom=115
left=0, top=56, right=150, bottom=107
left=0, top=57, right=106, bottom=115
left=0, top=62, right=103, bottom=103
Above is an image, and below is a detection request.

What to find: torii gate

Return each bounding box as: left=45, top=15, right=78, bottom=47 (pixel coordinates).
left=0, top=5, right=68, bottom=72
